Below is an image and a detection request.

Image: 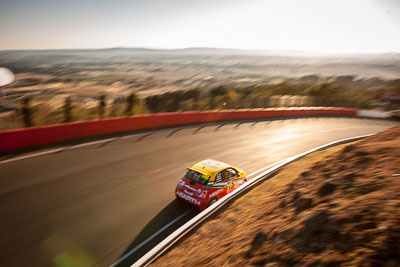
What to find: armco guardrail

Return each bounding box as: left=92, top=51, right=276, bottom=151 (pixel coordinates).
left=0, top=107, right=359, bottom=154
left=132, top=134, right=371, bottom=267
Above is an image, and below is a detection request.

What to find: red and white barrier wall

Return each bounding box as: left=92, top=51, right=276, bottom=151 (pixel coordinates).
left=0, top=108, right=391, bottom=154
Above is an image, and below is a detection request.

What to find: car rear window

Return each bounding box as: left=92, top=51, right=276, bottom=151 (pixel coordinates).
left=185, top=169, right=208, bottom=185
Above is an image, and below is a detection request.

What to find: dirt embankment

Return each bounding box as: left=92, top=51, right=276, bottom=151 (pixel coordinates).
left=152, top=126, right=400, bottom=267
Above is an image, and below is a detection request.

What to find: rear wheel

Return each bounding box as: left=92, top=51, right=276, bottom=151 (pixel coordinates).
left=208, top=198, right=218, bottom=207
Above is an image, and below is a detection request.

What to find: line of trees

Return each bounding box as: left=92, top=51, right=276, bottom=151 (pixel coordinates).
left=14, top=92, right=142, bottom=128
left=2, top=79, right=398, bottom=129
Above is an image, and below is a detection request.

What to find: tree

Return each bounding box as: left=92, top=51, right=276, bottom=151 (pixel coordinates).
left=145, top=95, right=161, bottom=113
left=98, top=94, right=106, bottom=118
left=125, top=92, right=139, bottom=115
left=182, top=88, right=201, bottom=110
left=191, top=89, right=201, bottom=110
left=251, top=96, right=259, bottom=108
left=210, top=86, right=228, bottom=97
left=20, top=97, right=33, bottom=127
left=63, top=96, right=72, bottom=122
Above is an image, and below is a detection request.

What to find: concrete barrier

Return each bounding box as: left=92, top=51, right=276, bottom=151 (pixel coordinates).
left=357, top=109, right=392, bottom=119
left=0, top=108, right=358, bottom=153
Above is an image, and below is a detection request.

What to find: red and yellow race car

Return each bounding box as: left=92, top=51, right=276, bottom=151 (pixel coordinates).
left=175, top=159, right=247, bottom=210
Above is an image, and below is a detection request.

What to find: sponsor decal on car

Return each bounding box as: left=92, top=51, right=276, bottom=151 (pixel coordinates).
left=234, top=179, right=244, bottom=187
left=201, top=160, right=222, bottom=169
left=209, top=189, right=223, bottom=199
left=184, top=184, right=196, bottom=191
left=184, top=189, right=194, bottom=196
left=177, top=191, right=201, bottom=206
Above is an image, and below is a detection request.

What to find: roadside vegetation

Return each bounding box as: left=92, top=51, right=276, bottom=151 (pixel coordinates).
left=1, top=78, right=399, bottom=130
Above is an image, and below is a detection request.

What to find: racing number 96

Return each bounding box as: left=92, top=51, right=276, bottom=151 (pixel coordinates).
left=227, top=182, right=233, bottom=192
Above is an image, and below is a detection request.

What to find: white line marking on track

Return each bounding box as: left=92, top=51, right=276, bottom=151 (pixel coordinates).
left=0, top=124, right=205, bottom=165
left=110, top=209, right=192, bottom=267
left=0, top=138, right=117, bottom=165
left=0, top=148, right=63, bottom=165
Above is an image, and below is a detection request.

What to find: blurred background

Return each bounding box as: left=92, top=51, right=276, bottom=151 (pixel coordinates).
left=0, top=0, right=399, bottom=130
left=0, top=49, right=399, bottom=130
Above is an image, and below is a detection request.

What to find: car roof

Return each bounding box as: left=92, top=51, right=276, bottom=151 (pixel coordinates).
left=190, top=159, right=232, bottom=176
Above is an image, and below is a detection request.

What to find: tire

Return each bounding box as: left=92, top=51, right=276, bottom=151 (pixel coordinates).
left=208, top=198, right=218, bottom=207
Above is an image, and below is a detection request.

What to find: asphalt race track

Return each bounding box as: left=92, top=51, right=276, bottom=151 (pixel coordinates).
left=0, top=117, right=398, bottom=267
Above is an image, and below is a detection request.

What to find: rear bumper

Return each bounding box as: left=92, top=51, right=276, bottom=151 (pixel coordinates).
left=176, top=190, right=207, bottom=210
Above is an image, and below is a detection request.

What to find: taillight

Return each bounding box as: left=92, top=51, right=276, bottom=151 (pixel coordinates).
left=199, top=190, right=208, bottom=199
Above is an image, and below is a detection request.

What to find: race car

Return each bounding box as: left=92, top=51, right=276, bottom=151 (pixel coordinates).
left=175, top=159, right=247, bottom=210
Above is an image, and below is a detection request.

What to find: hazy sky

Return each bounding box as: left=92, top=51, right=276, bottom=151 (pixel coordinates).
left=0, top=0, right=399, bottom=53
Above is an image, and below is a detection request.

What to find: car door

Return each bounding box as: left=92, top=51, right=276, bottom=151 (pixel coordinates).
left=219, top=168, right=235, bottom=193
left=226, top=168, right=239, bottom=191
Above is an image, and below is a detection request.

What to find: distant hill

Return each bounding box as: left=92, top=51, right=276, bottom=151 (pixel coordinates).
left=1, top=47, right=399, bottom=79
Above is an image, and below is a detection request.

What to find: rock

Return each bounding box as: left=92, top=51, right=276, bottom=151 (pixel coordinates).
left=317, top=182, right=336, bottom=197
left=356, top=156, right=372, bottom=165
left=300, top=171, right=309, bottom=177
left=304, top=209, right=330, bottom=229
left=342, top=144, right=355, bottom=153
left=323, top=172, right=331, bottom=179
left=292, top=191, right=301, bottom=202
left=253, top=231, right=267, bottom=246
left=295, top=197, right=313, bottom=212
left=357, top=182, right=380, bottom=195
left=355, top=150, right=368, bottom=157
left=356, top=221, right=377, bottom=230
left=245, top=231, right=267, bottom=258
left=343, top=173, right=357, bottom=188
left=343, top=172, right=357, bottom=180
left=311, top=164, right=320, bottom=170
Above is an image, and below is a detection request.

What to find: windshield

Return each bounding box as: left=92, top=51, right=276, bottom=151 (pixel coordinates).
left=185, top=169, right=208, bottom=185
